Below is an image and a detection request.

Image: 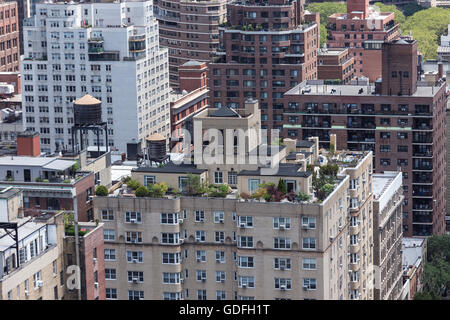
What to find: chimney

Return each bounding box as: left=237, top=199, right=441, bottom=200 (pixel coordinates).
left=308, top=136, right=319, bottom=162
left=178, top=60, right=208, bottom=92
left=347, top=0, right=370, bottom=18
left=17, top=131, right=41, bottom=157
left=438, top=62, right=443, bottom=80
left=295, top=154, right=307, bottom=172
left=283, top=138, right=297, bottom=154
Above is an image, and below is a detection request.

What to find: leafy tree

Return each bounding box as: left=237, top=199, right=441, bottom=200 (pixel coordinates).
left=373, top=2, right=406, bottom=25
left=401, top=7, right=450, bottom=60
left=135, top=185, right=149, bottom=197
left=277, top=179, right=287, bottom=194
left=298, top=192, right=310, bottom=202
left=401, top=3, right=425, bottom=17
left=149, top=182, right=169, bottom=198
left=95, top=185, right=108, bottom=196
left=426, top=234, right=450, bottom=263
left=126, top=179, right=141, bottom=190
left=185, top=174, right=208, bottom=196
left=208, top=184, right=229, bottom=197
left=413, top=291, right=440, bottom=300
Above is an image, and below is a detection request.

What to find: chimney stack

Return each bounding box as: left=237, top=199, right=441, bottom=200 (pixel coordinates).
left=178, top=60, right=208, bottom=92
left=17, top=131, right=41, bottom=157
left=438, top=62, right=443, bottom=80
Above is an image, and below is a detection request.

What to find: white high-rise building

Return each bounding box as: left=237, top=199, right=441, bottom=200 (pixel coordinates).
left=21, top=0, right=170, bottom=154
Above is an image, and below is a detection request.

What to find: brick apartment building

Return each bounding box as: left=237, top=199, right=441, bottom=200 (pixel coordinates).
left=209, top=0, right=319, bottom=133
left=170, top=61, right=209, bottom=153
left=317, top=47, right=355, bottom=84
left=0, top=1, right=19, bottom=72
left=326, top=0, right=399, bottom=82
left=283, top=39, right=447, bottom=237
left=153, top=0, right=228, bottom=88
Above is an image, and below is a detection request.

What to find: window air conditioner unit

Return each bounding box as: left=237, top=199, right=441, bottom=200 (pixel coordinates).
left=132, top=277, right=139, bottom=283
left=180, top=278, right=184, bottom=283
left=37, top=281, right=44, bottom=288
left=280, top=285, right=287, bottom=291
left=132, top=259, right=138, bottom=263
left=201, top=278, right=206, bottom=282
left=302, top=285, right=309, bottom=291
left=239, top=223, right=246, bottom=228
left=216, top=259, right=221, bottom=263
left=242, top=284, right=247, bottom=288
left=219, top=219, right=224, bottom=224
left=280, top=265, right=285, bottom=271
left=24, top=290, right=29, bottom=297
left=93, top=257, right=97, bottom=264
left=279, top=224, right=285, bottom=230
left=220, top=279, right=225, bottom=283
left=94, top=282, right=98, bottom=288
left=302, top=223, right=309, bottom=229
left=178, top=219, right=184, bottom=224
left=179, top=239, right=184, bottom=244
left=130, top=218, right=137, bottom=224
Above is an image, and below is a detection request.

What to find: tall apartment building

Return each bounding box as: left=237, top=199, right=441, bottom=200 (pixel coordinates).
left=153, top=0, right=228, bottom=88
left=0, top=1, right=20, bottom=72
left=372, top=171, right=403, bottom=300
left=326, top=0, right=399, bottom=82
left=438, top=23, right=450, bottom=62
left=209, top=0, right=319, bottom=133
left=0, top=187, right=66, bottom=300
left=283, top=39, right=447, bottom=237
left=21, top=0, right=170, bottom=154
left=93, top=99, right=382, bottom=300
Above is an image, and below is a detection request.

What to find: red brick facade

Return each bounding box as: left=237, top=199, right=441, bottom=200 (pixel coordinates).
left=0, top=1, right=19, bottom=72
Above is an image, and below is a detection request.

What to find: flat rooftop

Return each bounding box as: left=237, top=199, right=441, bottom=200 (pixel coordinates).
left=372, top=172, right=399, bottom=199
left=0, top=156, right=75, bottom=170
left=285, top=80, right=444, bottom=98
left=0, top=218, right=45, bottom=252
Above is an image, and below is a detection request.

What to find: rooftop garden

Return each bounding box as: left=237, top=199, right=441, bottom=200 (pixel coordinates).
left=64, top=212, right=88, bottom=237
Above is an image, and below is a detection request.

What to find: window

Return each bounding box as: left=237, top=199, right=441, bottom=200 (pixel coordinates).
left=195, top=210, right=205, bottom=222
left=238, top=216, right=253, bottom=228
left=196, top=270, right=207, bottom=281
left=227, top=171, right=237, bottom=185
left=274, top=258, right=291, bottom=270
left=161, top=233, right=180, bottom=244
left=104, top=229, right=115, bottom=241
left=161, top=213, right=178, bottom=224
left=105, top=269, right=117, bottom=280
left=238, top=256, right=254, bottom=268
left=274, top=237, right=291, bottom=249
left=197, top=290, right=207, bottom=300
left=53, top=260, right=57, bottom=276
left=195, top=231, right=206, bottom=242
left=128, top=290, right=144, bottom=300
left=238, top=276, right=255, bottom=288
left=217, top=291, right=226, bottom=300
left=125, top=211, right=142, bottom=223
left=163, top=292, right=182, bottom=300
left=215, top=251, right=226, bottom=263
left=162, top=272, right=181, bottom=284
left=215, top=271, right=226, bottom=283
left=248, top=179, right=260, bottom=194
left=302, top=238, right=316, bottom=250
left=214, top=231, right=225, bottom=243
left=273, top=217, right=291, bottom=229
left=127, top=251, right=143, bottom=263
left=196, top=250, right=207, bottom=262
left=274, top=278, right=292, bottom=290
left=104, top=249, right=116, bottom=261
left=302, top=258, right=317, bottom=270
left=214, top=171, right=223, bottom=184
left=101, top=209, right=114, bottom=221
left=162, top=252, right=180, bottom=264
left=237, top=236, right=254, bottom=248
left=301, top=217, right=316, bottom=229
left=126, top=231, right=143, bottom=243
left=303, top=278, right=317, bottom=290
left=127, top=271, right=144, bottom=283
left=106, top=288, right=117, bottom=299
left=144, top=175, right=155, bottom=186
left=214, top=211, right=224, bottom=223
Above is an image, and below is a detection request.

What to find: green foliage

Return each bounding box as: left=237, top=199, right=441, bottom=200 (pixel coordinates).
left=320, top=164, right=339, bottom=177
left=277, top=179, right=287, bottom=195
left=329, top=143, right=336, bottom=155
left=401, top=7, right=450, bottom=61
left=413, top=291, right=440, bottom=300
left=135, top=185, right=149, bottom=197
left=306, top=164, right=315, bottom=172
left=35, top=177, right=42, bottom=182
left=421, top=235, right=450, bottom=298
left=312, top=170, right=336, bottom=201
left=298, top=192, right=310, bottom=202
left=126, top=179, right=141, bottom=190
left=95, top=185, right=108, bottom=196
left=184, top=174, right=208, bottom=196
left=306, top=2, right=346, bottom=46
left=373, top=2, right=406, bottom=25
left=71, top=162, right=79, bottom=172
left=65, top=225, right=87, bottom=237
left=149, top=182, right=169, bottom=198
left=208, top=184, right=230, bottom=197
left=401, top=3, right=425, bottom=17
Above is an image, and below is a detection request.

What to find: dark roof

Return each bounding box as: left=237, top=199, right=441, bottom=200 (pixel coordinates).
left=286, top=151, right=313, bottom=160
left=296, top=140, right=315, bottom=148
left=209, top=107, right=241, bottom=118
left=132, top=162, right=207, bottom=174
left=0, top=187, right=21, bottom=199
left=238, top=164, right=312, bottom=178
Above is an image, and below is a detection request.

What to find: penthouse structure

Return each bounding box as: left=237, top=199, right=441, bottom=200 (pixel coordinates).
left=0, top=188, right=66, bottom=300
left=326, top=0, right=399, bottom=82
left=94, top=99, right=382, bottom=300
left=317, top=47, right=355, bottom=84
left=283, top=39, right=447, bottom=237
left=153, top=0, right=228, bottom=88
left=0, top=1, right=20, bottom=72
left=21, top=0, right=170, bottom=154
left=209, top=0, right=319, bottom=133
